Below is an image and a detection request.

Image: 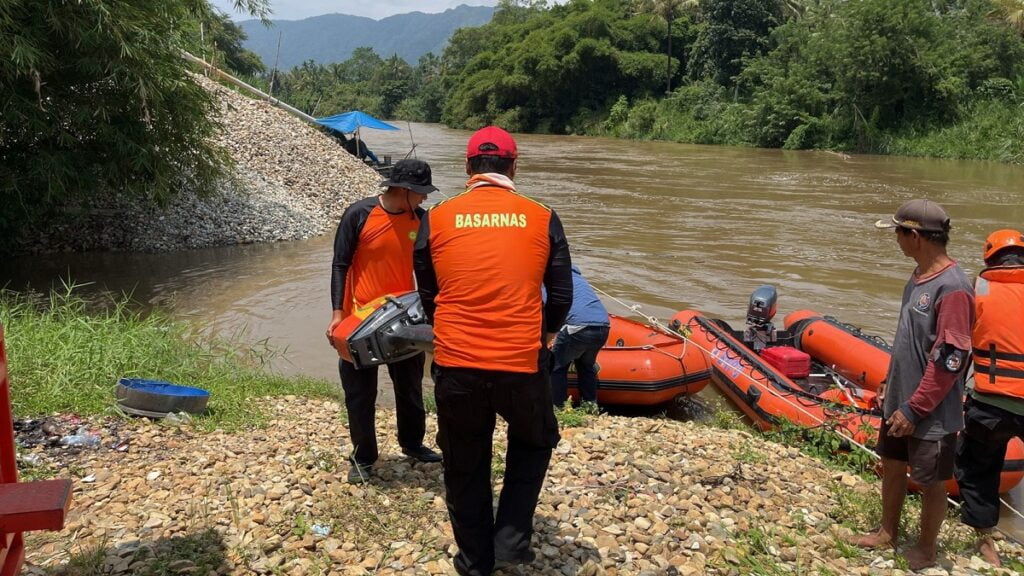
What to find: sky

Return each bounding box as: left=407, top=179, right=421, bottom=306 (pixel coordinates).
left=210, top=0, right=501, bottom=21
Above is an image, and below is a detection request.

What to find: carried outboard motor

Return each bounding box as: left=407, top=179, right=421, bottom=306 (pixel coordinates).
left=744, top=284, right=780, bottom=352
left=330, top=291, right=435, bottom=369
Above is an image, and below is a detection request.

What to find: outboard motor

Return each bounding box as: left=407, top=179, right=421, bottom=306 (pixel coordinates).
left=744, top=284, right=779, bottom=351
left=331, top=291, right=435, bottom=369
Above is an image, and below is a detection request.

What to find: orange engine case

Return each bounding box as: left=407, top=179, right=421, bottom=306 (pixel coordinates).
left=330, top=295, right=394, bottom=362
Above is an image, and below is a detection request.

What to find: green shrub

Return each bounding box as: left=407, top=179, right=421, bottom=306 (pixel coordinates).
left=624, top=100, right=659, bottom=137
left=0, top=284, right=337, bottom=430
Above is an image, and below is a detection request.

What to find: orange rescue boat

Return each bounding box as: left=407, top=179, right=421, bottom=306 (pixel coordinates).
left=670, top=285, right=1023, bottom=496
left=784, top=309, right=1024, bottom=495
left=567, top=314, right=710, bottom=407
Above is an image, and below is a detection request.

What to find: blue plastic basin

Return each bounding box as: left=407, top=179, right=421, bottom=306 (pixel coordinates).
left=116, top=378, right=210, bottom=416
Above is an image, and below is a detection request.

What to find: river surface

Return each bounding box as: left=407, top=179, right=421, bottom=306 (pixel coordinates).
left=3, top=123, right=1024, bottom=536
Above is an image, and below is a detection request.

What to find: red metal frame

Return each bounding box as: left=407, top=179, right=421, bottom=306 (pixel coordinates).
left=0, top=325, right=72, bottom=576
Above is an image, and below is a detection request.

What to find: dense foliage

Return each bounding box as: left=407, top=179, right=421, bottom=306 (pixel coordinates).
left=268, top=0, right=699, bottom=133
left=268, top=0, right=1023, bottom=162
left=603, top=0, right=1024, bottom=161
left=1, top=0, right=1021, bottom=254
left=440, top=0, right=703, bottom=133
left=0, top=0, right=267, bottom=244
left=736, top=0, right=1024, bottom=152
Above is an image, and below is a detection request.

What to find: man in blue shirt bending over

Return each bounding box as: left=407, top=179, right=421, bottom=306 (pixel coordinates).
left=550, top=265, right=611, bottom=408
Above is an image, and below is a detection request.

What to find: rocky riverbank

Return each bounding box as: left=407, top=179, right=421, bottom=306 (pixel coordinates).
left=18, top=397, right=1023, bottom=575
left=14, top=75, right=379, bottom=254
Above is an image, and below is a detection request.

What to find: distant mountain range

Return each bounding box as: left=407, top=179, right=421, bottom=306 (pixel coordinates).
left=237, top=5, right=495, bottom=70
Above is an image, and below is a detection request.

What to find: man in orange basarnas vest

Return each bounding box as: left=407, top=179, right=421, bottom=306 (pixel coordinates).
left=955, top=229, right=1024, bottom=568
left=413, top=126, right=573, bottom=576
left=327, top=158, right=443, bottom=485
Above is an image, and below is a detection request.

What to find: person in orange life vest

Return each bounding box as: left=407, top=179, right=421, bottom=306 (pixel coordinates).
left=413, top=126, right=573, bottom=576
left=954, top=229, right=1024, bottom=567
left=327, top=158, right=442, bottom=484
left=847, top=199, right=974, bottom=571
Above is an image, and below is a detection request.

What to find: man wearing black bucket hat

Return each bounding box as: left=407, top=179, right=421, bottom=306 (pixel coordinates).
left=327, top=158, right=443, bottom=484
left=846, top=199, right=974, bottom=571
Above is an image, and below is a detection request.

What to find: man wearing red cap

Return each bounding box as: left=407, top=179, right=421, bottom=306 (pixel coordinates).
left=414, top=126, right=573, bottom=575
left=847, top=199, right=974, bottom=570
left=955, top=229, right=1024, bottom=567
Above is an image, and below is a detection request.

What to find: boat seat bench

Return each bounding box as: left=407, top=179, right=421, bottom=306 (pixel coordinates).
left=1, top=325, right=72, bottom=576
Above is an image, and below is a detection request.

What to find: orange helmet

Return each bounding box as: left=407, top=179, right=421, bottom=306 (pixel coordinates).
left=983, top=229, right=1024, bottom=263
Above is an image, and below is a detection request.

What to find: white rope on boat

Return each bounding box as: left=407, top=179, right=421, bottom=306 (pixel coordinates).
left=592, top=286, right=1024, bottom=540
left=594, top=286, right=881, bottom=456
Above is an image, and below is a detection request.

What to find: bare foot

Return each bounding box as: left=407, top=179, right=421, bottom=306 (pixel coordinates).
left=978, top=535, right=1001, bottom=567
left=903, top=545, right=937, bottom=571
left=845, top=530, right=895, bottom=550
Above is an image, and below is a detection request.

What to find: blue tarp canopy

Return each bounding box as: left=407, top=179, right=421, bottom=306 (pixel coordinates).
left=316, top=111, right=399, bottom=134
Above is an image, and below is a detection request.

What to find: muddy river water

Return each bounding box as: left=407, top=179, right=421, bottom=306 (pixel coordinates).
left=4, top=122, right=1024, bottom=537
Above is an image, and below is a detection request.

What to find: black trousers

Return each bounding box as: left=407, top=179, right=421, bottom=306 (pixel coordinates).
left=339, top=353, right=426, bottom=465
left=433, top=358, right=561, bottom=576
left=955, top=397, right=1024, bottom=529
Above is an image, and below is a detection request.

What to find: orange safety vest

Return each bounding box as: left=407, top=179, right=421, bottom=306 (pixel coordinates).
left=343, top=203, right=420, bottom=317
left=427, top=182, right=554, bottom=373
left=972, top=266, right=1024, bottom=398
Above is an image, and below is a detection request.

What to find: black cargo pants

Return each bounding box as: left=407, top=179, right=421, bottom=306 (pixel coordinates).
left=339, top=352, right=427, bottom=465
left=955, top=396, right=1024, bottom=529
left=432, top=355, right=561, bottom=576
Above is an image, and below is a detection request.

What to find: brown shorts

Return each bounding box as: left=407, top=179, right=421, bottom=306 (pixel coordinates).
left=876, top=420, right=956, bottom=485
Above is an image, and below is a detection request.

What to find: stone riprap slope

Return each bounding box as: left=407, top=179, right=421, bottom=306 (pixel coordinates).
left=17, top=74, right=378, bottom=253
left=19, top=397, right=1023, bottom=575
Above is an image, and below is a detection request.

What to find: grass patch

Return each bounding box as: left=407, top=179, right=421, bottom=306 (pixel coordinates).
left=829, top=479, right=983, bottom=565
left=832, top=536, right=862, bottom=560
left=706, top=405, right=747, bottom=431
left=554, top=400, right=599, bottom=428
left=880, top=99, right=1024, bottom=164
left=764, top=420, right=878, bottom=478
left=732, top=444, right=766, bottom=465
left=718, top=525, right=804, bottom=575
left=318, top=483, right=447, bottom=560
left=0, top=284, right=338, bottom=430
left=491, top=446, right=506, bottom=477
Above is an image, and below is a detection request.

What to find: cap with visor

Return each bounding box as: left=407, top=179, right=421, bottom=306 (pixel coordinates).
left=874, top=199, right=951, bottom=232
left=466, top=126, right=518, bottom=159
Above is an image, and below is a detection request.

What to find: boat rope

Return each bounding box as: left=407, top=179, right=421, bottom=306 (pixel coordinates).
left=593, top=285, right=881, bottom=455
left=591, top=286, right=1024, bottom=538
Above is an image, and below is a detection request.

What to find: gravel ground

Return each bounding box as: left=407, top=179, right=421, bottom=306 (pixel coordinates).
left=14, top=74, right=380, bottom=253
left=18, top=397, right=1024, bottom=575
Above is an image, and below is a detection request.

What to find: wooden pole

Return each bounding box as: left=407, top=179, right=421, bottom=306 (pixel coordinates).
left=406, top=121, right=417, bottom=160
left=269, top=31, right=282, bottom=98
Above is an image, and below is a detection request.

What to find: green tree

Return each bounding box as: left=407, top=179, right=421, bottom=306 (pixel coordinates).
left=441, top=0, right=673, bottom=131
left=396, top=53, right=446, bottom=122
left=373, top=55, right=414, bottom=119
left=739, top=0, right=1024, bottom=149
left=342, top=47, right=385, bottom=84
left=191, top=9, right=266, bottom=77
left=633, top=0, right=700, bottom=92
left=0, top=0, right=270, bottom=245
left=689, top=0, right=782, bottom=86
